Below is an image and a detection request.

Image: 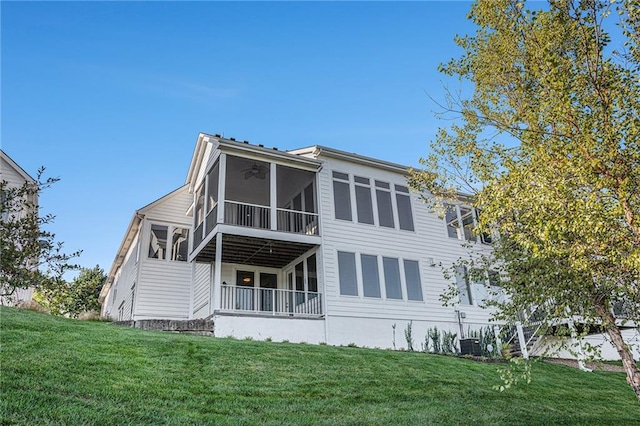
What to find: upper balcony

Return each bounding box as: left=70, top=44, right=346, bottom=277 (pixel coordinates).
left=188, top=139, right=322, bottom=263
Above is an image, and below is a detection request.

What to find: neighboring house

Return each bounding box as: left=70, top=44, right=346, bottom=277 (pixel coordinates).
left=0, top=149, right=37, bottom=305
left=101, top=134, right=500, bottom=349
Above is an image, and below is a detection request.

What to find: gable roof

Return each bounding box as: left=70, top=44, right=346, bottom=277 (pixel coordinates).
left=0, top=150, right=36, bottom=183
left=100, top=185, right=189, bottom=302
left=185, top=133, right=322, bottom=191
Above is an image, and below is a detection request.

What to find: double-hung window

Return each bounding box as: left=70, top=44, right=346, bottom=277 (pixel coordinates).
left=361, top=254, right=381, bottom=298
left=333, top=172, right=352, bottom=221
left=375, top=181, right=395, bottom=228
left=354, top=176, right=374, bottom=225
left=395, top=185, right=414, bottom=231
left=337, top=251, right=358, bottom=296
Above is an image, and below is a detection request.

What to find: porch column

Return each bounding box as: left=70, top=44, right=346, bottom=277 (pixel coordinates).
left=217, top=153, right=227, bottom=225
left=270, top=162, right=277, bottom=231
left=210, top=232, right=223, bottom=315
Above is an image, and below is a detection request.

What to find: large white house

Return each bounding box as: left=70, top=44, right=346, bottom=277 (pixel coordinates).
left=101, top=134, right=502, bottom=349
left=1, top=149, right=37, bottom=305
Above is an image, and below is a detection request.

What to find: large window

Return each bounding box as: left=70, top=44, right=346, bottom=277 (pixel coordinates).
left=395, top=185, right=414, bottom=231
left=361, top=254, right=381, bottom=298
left=455, top=266, right=497, bottom=306
left=354, top=176, right=374, bottom=225
left=171, top=228, right=189, bottom=261
left=383, top=257, right=403, bottom=300
left=332, top=172, right=415, bottom=232
left=148, top=223, right=189, bottom=262
left=148, top=225, right=167, bottom=260
left=338, top=251, right=358, bottom=296
left=403, top=260, right=423, bottom=301
left=455, top=266, right=472, bottom=305
left=333, top=172, right=352, bottom=221
left=445, top=204, right=488, bottom=243
left=375, top=181, right=395, bottom=228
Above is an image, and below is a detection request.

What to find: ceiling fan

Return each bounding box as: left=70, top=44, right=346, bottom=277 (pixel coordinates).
left=242, top=162, right=268, bottom=180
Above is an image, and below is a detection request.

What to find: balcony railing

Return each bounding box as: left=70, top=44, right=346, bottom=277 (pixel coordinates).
left=220, top=201, right=319, bottom=235
left=220, top=284, right=323, bottom=316
left=277, top=208, right=319, bottom=235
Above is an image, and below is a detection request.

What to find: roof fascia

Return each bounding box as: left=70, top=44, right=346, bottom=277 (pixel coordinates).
left=217, top=139, right=322, bottom=171
left=293, top=145, right=409, bottom=175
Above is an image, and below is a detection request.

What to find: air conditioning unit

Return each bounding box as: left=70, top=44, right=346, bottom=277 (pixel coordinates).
left=459, top=338, right=481, bottom=356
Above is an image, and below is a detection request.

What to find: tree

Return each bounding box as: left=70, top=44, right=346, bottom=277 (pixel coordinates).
left=0, top=169, right=81, bottom=302
left=35, top=265, right=106, bottom=318
left=409, top=0, right=640, bottom=400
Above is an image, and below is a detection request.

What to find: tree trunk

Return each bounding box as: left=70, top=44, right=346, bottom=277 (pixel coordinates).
left=596, top=304, right=640, bottom=402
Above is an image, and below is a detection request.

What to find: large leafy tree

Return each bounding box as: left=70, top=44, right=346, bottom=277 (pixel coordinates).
left=409, top=0, right=640, bottom=400
left=35, top=265, right=106, bottom=317
left=0, top=170, right=81, bottom=302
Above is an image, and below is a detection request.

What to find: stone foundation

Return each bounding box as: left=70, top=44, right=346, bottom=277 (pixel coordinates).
left=113, top=319, right=214, bottom=336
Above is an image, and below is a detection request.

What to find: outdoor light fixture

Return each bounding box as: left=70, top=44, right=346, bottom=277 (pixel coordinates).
left=242, top=277, right=251, bottom=283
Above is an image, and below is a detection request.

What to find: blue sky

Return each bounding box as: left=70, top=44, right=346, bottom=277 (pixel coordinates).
left=2, top=1, right=475, bottom=277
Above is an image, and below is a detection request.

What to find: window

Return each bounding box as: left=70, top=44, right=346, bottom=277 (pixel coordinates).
left=354, top=176, right=374, bottom=225
left=171, top=228, right=189, bottom=261
left=361, top=254, right=381, bottom=298
left=307, top=254, right=318, bottom=293
left=375, top=181, right=394, bottom=228
left=148, top=225, right=167, bottom=259
left=383, top=257, right=402, bottom=300
left=403, top=260, right=423, bottom=301
left=459, top=207, right=476, bottom=242
left=445, top=204, right=482, bottom=242
left=456, top=266, right=472, bottom=305
left=395, top=185, right=414, bottom=231
left=333, top=172, right=352, bottom=221
left=149, top=224, right=189, bottom=262
left=338, top=251, right=358, bottom=296
left=445, top=204, right=461, bottom=239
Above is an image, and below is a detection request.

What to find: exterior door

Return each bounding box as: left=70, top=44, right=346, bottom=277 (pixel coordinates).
left=236, top=270, right=254, bottom=310
left=259, top=273, right=277, bottom=312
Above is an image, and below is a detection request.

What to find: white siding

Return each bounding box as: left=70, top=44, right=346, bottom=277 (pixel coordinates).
left=106, top=234, right=139, bottom=320
left=192, top=262, right=211, bottom=318
left=0, top=154, right=37, bottom=305
left=143, top=187, right=192, bottom=225
left=318, top=156, right=496, bottom=334
left=1, top=156, right=30, bottom=189
left=136, top=258, right=191, bottom=319
left=134, top=186, right=194, bottom=319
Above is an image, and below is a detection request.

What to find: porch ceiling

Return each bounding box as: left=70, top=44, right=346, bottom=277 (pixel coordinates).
left=194, top=234, right=317, bottom=268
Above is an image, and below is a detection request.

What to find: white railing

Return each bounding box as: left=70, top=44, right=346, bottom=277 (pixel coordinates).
left=225, top=201, right=270, bottom=229
left=220, top=284, right=323, bottom=316
left=276, top=208, right=319, bottom=235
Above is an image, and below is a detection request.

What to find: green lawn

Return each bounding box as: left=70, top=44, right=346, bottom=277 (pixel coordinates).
left=1, top=307, right=638, bottom=425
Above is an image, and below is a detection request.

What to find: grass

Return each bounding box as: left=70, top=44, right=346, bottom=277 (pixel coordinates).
left=1, top=307, right=639, bottom=425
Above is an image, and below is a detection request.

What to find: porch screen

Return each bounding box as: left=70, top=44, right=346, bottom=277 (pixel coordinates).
left=337, top=251, right=358, bottom=296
